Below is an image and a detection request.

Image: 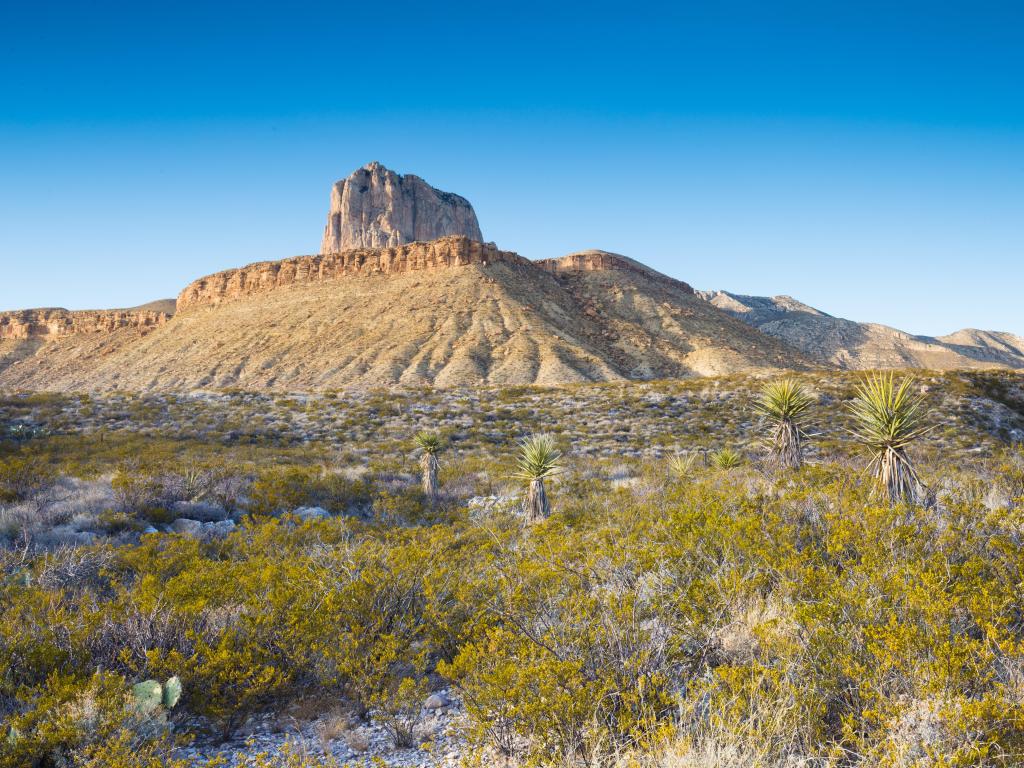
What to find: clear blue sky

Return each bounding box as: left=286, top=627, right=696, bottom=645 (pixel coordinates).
left=2, top=1, right=1021, bottom=336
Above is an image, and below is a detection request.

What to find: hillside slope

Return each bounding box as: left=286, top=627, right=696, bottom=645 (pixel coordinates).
left=0, top=239, right=810, bottom=392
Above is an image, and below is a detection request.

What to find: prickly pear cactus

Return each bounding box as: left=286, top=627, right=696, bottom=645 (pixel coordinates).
left=131, top=679, right=163, bottom=713
left=162, top=676, right=182, bottom=709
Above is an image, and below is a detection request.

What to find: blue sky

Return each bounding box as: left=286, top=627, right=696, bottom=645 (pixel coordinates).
left=1, top=1, right=1021, bottom=335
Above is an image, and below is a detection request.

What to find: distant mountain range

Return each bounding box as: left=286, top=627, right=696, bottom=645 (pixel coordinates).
left=698, top=291, right=1024, bottom=371
left=1, top=163, right=1020, bottom=392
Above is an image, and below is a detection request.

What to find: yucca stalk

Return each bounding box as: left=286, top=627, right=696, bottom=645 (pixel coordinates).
left=512, top=434, right=562, bottom=522
left=413, top=431, right=443, bottom=499
left=847, top=372, right=930, bottom=505
left=754, top=378, right=813, bottom=470
left=710, top=448, right=743, bottom=470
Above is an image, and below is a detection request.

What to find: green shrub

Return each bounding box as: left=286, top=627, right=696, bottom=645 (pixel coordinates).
left=248, top=466, right=371, bottom=516
left=0, top=455, right=53, bottom=502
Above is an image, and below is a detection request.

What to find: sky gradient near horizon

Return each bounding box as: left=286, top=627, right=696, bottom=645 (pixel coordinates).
left=2, top=1, right=1022, bottom=336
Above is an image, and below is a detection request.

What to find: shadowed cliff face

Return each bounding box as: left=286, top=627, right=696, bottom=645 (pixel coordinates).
left=320, top=162, right=483, bottom=253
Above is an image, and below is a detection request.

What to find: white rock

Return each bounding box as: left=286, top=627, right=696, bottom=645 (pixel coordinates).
left=169, top=518, right=203, bottom=535
left=424, top=692, right=451, bottom=710
left=293, top=506, right=330, bottom=521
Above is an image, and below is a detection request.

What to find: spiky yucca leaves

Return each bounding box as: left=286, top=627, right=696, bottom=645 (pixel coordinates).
left=754, top=379, right=814, bottom=470
left=710, top=448, right=743, bottom=470
left=667, top=452, right=699, bottom=480
left=413, top=432, right=443, bottom=499
left=848, top=372, right=931, bottom=505
left=513, top=435, right=563, bottom=523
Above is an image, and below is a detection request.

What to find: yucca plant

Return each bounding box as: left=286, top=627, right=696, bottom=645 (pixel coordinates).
left=847, top=372, right=931, bottom=505
left=667, top=452, right=699, bottom=480
left=413, top=431, right=443, bottom=499
left=754, top=378, right=814, bottom=469
left=513, top=434, right=562, bottom=522
left=710, top=448, right=744, bottom=470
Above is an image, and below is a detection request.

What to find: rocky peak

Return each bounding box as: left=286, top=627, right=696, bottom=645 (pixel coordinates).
left=320, top=162, right=483, bottom=253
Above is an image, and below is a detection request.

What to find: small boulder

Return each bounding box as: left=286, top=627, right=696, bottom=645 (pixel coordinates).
left=171, top=500, right=228, bottom=522
left=202, top=519, right=236, bottom=537
left=47, top=526, right=96, bottom=547
left=169, top=518, right=204, bottom=536
left=424, top=692, right=451, bottom=710
left=293, top=506, right=330, bottom=521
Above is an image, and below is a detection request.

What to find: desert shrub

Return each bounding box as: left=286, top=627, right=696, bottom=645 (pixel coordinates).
left=160, top=460, right=215, bottom=504
left=95, top=509, right=147, bottom=535
left=3, top=441, right=1024, bottom=766
left=151, top=633, right=289, bottom=739
left=111, top=462, right=164, bottom=513
left=208, top=465, right=249, bottom=511
left=0, top=455, right=54, bottom=503
left=441, top=510, right=687, bottom=764
left=0, top=671, right=181, bottom=768
left=370, top=673, right=430, bottom=747
left=72, top=728, right=191, bottom=768
left=372, top=487, right=437, bottom=525
left=248, top=466, right=372, bottom=516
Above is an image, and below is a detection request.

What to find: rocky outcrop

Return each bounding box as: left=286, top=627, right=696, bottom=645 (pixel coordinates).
left=321, top=162, right=483, bottom=253
left=177, top=236, right=526, bottom=312
left=537, top=250, right=694, bottom=293
left=0, top=308, right=171, bottom=340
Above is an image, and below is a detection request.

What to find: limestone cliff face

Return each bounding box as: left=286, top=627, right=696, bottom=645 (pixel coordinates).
left=177, top=236, right=525, bottom=311
left=0, top=308, right=171, bottom=340
left=537, top=250, right=694, bottom=293
left=321, top=162, right=483, bottom=253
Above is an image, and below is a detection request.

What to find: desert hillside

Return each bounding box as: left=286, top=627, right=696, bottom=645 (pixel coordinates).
left=0, top=238, right=809, bottom=391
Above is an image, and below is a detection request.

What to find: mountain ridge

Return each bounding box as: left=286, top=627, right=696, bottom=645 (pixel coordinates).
left=698, top=289, right=1024, bottom=370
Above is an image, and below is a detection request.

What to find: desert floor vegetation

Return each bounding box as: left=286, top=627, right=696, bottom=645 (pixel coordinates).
left=1, top=370, right=1023, bottom=766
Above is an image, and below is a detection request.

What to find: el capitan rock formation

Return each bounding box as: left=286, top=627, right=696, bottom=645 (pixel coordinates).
left=0, top=162, right=1020, bottom=392
left=320, top=162, right=483, bottom=253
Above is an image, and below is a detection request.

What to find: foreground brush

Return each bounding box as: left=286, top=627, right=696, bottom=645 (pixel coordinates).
left=848, top=372, right=931, bottom=505
left=754, top=378, right=814, bottom=469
